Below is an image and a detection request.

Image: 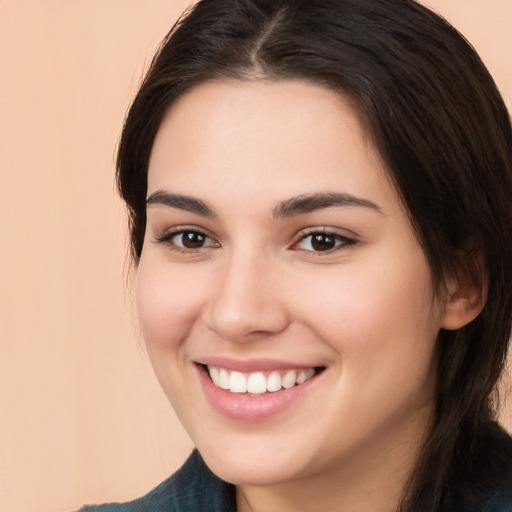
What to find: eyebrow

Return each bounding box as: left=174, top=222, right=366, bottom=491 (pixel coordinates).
left=146, top=190, right=382, bottom=218
left=146, top=190, right=216, bottom=217
left=272, top=192, right=383, bottom=218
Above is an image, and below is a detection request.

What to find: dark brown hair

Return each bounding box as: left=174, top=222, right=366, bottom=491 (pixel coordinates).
left=117, top=0, right=512, bottom=510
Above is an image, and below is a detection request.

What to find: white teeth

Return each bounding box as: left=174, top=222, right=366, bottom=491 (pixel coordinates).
left=247, top=372, right=267, bottom=394
left=296, top=368, right=315, bottom=384
left=229, top=371, right=247, bottom=393
left=218, top=368, right=230, bottom=390
left=209, top=366, right=220, bottom=384
left=207, top=365, right=318, bottom=394
left=266, top=371, right=282, bottom=392
left=281, top=370, right=296, bottom=389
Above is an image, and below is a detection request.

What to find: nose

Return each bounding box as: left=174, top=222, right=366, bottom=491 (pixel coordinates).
left=202, top=251, right=289, bottom=343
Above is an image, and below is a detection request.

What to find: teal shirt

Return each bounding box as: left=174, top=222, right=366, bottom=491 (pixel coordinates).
left=484, top=492, right=512, bottom=512
left=79, top=450, right=511, bottom=512
left=79, top=451, right=235, bottom=512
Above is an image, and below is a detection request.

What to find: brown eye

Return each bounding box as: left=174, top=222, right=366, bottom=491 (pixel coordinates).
left=168, top=230, right=217, bottom=250
left=180, top=231, right=208, bottom=248
left=310, top=234, right=337, bottom=251
left=295, top=232, right=354, bottom=252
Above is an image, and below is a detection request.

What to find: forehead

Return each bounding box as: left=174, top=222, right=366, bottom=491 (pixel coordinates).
left=147, top=79, right=396, bottom=212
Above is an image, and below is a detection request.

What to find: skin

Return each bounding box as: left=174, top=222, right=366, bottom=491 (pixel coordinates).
left=137, top=80, right=465, bottom=512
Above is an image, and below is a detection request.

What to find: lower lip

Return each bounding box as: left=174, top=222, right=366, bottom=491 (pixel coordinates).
left=197, top=365, right=321, bottom=422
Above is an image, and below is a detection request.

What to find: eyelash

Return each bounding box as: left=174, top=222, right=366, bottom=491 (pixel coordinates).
left=154, top=228, right=219, bottom=254
left=153, top=227, right=357, bottom=255
left=292, top=228, right=357, bottom=255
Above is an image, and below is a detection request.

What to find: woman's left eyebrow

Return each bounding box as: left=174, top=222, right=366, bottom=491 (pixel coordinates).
left=272, top=192, right=383, bottom=218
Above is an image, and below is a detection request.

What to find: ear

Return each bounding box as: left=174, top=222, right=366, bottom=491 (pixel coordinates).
left=440, top=254, right=488, bottom=330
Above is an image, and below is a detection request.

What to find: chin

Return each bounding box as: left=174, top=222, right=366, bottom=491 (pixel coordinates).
left=206, top=457, right=296, bottom=486
left=197, top=439, right=305, bottom=486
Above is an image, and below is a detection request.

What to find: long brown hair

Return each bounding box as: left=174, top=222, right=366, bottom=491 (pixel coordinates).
left=116, top=1, right=512, bottom=509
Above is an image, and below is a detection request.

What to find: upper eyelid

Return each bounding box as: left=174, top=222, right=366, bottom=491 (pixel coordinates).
left=153, top=228, right=219, bottom=253
left=153, top=225, right=215, bottom=240
left=290, top=228, right=358, bottom=253
left=152, top=225, right=358, bottom=247
left=292, top=227, right=357, bottom=242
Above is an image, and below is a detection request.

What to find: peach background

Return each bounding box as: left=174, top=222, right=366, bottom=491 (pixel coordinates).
left=0, top=1, right=510, bottom=511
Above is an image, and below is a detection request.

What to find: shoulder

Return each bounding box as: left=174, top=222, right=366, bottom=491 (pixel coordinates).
left=77, top=450, right=235, bottom=512
left=481, top=429, right=512, bottom=512
left=482, top=489, right=512, bottom=512
left=459, top=427, right=512, bottom=512
left=449, top=484, right=512, bottom=512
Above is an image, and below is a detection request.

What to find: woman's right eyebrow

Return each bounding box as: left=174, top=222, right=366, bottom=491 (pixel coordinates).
left=146, top=190, right=217, bottom=217
left=272, top=192, right=383, bottom=218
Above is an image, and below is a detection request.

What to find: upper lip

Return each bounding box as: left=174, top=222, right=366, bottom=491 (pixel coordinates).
left=194, top=356, right=323, bottom=373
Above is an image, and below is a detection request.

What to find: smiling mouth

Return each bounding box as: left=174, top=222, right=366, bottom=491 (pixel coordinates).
left=203, top=365, right=324, bottom=396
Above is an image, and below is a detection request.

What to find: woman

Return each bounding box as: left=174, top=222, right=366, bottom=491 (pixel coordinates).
left=81, top=0, right=512, bottom=510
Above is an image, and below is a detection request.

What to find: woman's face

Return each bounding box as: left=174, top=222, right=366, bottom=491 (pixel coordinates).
left=137, top=80, right=447, bottom=487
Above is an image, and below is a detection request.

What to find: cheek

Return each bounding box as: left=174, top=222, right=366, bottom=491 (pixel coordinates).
left=135, top=258, right=213, bottom=413
left=135, top=259, right=206, bottom=353
left=293, top=247, right=440, bottom=390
